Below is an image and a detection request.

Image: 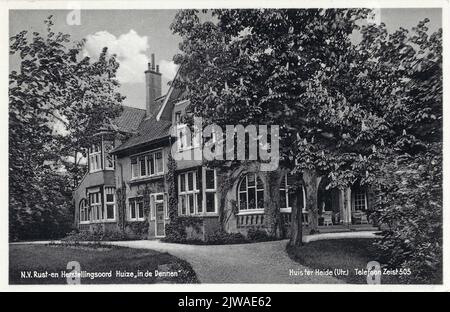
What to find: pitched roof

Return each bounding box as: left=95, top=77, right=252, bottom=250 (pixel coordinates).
left=115, top=106, right=147, bottom=133
left=111, top=117, right=172, bottom=154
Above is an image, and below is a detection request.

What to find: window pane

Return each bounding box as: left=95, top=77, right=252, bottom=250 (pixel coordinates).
left=257, top=176, right=264, bottom=189
left=239, top=192, right=247, bottom=210
left=205, top=169, right=215, bottom=189
left=106, top=193, right=114, bottom=203
left=196, top=194, right=202, bottom=213
left=155, top=152, right=163, bottom=173
left=206, top=192, right=215, bottom=213
left=247, top=174, right=255, bottom=187
left=188, top=194, right=194, bottom=214
left=187, top=172, right=194, bottom=191
left=179, top=195, right=186, bottom=215
left=180, top=174, right=186, bottom=192
left=131, top=202, right=136, bottom=219
left=140, top=157, right=146, bottom=176
left=132, top=163, right=138, bottom=178
left=280, top=190, right=287, bottom=208
left=248, top=188, right=256, bottom=209
left=148, top=155, right=155, bottom=175
left=138, top=202, right=144, bottom=219
left=107, top=204, right=114, bottom=219
left=239, top=176, right=247, bottom=191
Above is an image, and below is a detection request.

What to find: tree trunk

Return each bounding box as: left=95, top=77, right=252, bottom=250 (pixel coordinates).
left=264, top=171, right=284, bottom=239
left=288, top=187, right=303, bottom=247
left=303, top=169, right=319, bottom=234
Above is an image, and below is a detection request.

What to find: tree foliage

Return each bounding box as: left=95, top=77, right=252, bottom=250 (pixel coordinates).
left=171, top=9, right=442, bottom=281
left=9, top=16, right=124, bottom=240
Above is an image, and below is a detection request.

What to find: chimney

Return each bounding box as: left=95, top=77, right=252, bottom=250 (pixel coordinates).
left=145, top=53, right=162, bottom=117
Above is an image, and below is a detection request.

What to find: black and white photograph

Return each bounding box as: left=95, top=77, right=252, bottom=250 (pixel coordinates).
left=2, top=0, right=448, bottom=292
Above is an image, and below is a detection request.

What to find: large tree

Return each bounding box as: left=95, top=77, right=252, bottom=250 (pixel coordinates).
left=171, top=8, right=442, bottom=264
left=9, top=17, right=123, bottom=240
left=171, top=9, right=381, bottom=241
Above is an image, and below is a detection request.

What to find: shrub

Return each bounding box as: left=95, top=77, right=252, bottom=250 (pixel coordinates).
left=62, top=229, right=130, bottom=242
left=205, top=230, right=247, bottom=245
left=247, top=228, right=274, bottom=242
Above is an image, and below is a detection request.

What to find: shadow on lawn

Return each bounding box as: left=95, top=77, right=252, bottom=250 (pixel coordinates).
left=286, top=238, right=404, bottom=284
left=9, top=244, right=199, bottom=284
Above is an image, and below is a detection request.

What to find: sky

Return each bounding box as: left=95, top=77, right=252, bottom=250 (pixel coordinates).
left=9, top=8, right=442, bottom=110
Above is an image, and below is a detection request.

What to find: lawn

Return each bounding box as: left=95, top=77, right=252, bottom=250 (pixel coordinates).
left=287, top=239, right=403, bottom=284
left=9, top=244, right=198, bottom=284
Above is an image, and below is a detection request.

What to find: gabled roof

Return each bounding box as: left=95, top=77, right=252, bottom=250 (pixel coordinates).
left=115, top=106, right=146, bottom=133
left=111, top=117, right=172, bottom=154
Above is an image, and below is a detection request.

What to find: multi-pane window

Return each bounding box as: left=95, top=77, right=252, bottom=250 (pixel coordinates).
left=129, top=197, right=145, bottom=221
left=104, top=141, right=115, bottom=170
left=79, top=199, right=89, bottom=223
left=104, top=187, right=115, bottom=220
left=89, top=144, right=102, bottom=172
left=89, top=192, right=102, bottom=221
left=178, top=168, right=217, bottom=216
left=204, top=168, right=217, bottom=213
left=354, top=191, right=367, bottom=211
left=178, top=171, right=201, bottom=215
left=131, top=150, right=164, bottom=179
left=238, top=173, right=264, bottom=211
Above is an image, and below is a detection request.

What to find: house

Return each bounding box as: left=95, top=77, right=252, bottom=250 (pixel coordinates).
left=73, top=54, right=376, bottom=240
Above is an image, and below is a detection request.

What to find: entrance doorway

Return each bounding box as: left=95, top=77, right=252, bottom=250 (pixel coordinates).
left=153, top=193, right=166, bottom=237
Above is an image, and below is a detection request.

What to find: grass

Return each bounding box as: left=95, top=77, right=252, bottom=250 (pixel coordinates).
left=9, top=244, right=198, bottom=284
left=287, top=238, right=403, bottom=284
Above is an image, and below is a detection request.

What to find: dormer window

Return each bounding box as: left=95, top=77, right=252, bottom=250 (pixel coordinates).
left=89, top=144, right=102, bottom=172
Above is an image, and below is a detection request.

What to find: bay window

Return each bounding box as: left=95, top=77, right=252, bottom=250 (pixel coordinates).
left=89, top=144, right=102, bottom=172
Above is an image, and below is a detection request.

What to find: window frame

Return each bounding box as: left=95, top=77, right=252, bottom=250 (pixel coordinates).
left=88, top=144, right=102, bottom=173
left=238, top=173, right=265, bottom=214
left=79, top=199, right=89, bottom=224
left=88, top=190, right=102, bottom=223
left=128, top=196, right=145, bottom=222
left=203, top=167, right=218, bottom=215
left=103, top=141, right=115, bottom=170
left=178, top=170, right=201, bottom=216
left=130, top=149, right=165, bottom=180
left=104, top=186, right=116, bottom=221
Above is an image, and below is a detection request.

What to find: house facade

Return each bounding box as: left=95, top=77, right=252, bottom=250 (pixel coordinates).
left=73, top=54, right=376, bottom=240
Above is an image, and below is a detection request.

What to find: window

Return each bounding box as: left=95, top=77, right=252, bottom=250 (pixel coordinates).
left=175, top=111, right=181, bottom=124
left=104, top=187, right=115, bottom=220
left=178, top=171, right=201, bottom=216
left=89, top=144, right=102, bottom=172
left=129, top=197, right=144, bottom=221
left=131, top=150, right=164, bottom=180
left=79, top=199, right=89, bottom=223
left=177, top=125, right=192, bottom=150
left=89, top=191, right=101, bottom=222
left=204, top=168, right=217, bottom=213
left=104, top=141, right=115, bottom=170
left=238, top=173, right=264, bottom=212
left=354, top=191, right=367, bottom=211
left=279, top=174, right=306, bottom=213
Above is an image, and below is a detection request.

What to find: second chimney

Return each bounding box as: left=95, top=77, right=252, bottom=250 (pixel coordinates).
left=145, top=53, right=162, bottom=118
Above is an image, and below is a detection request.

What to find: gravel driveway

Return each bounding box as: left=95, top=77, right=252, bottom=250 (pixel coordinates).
left=108, top=239, right=342, bottom=284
